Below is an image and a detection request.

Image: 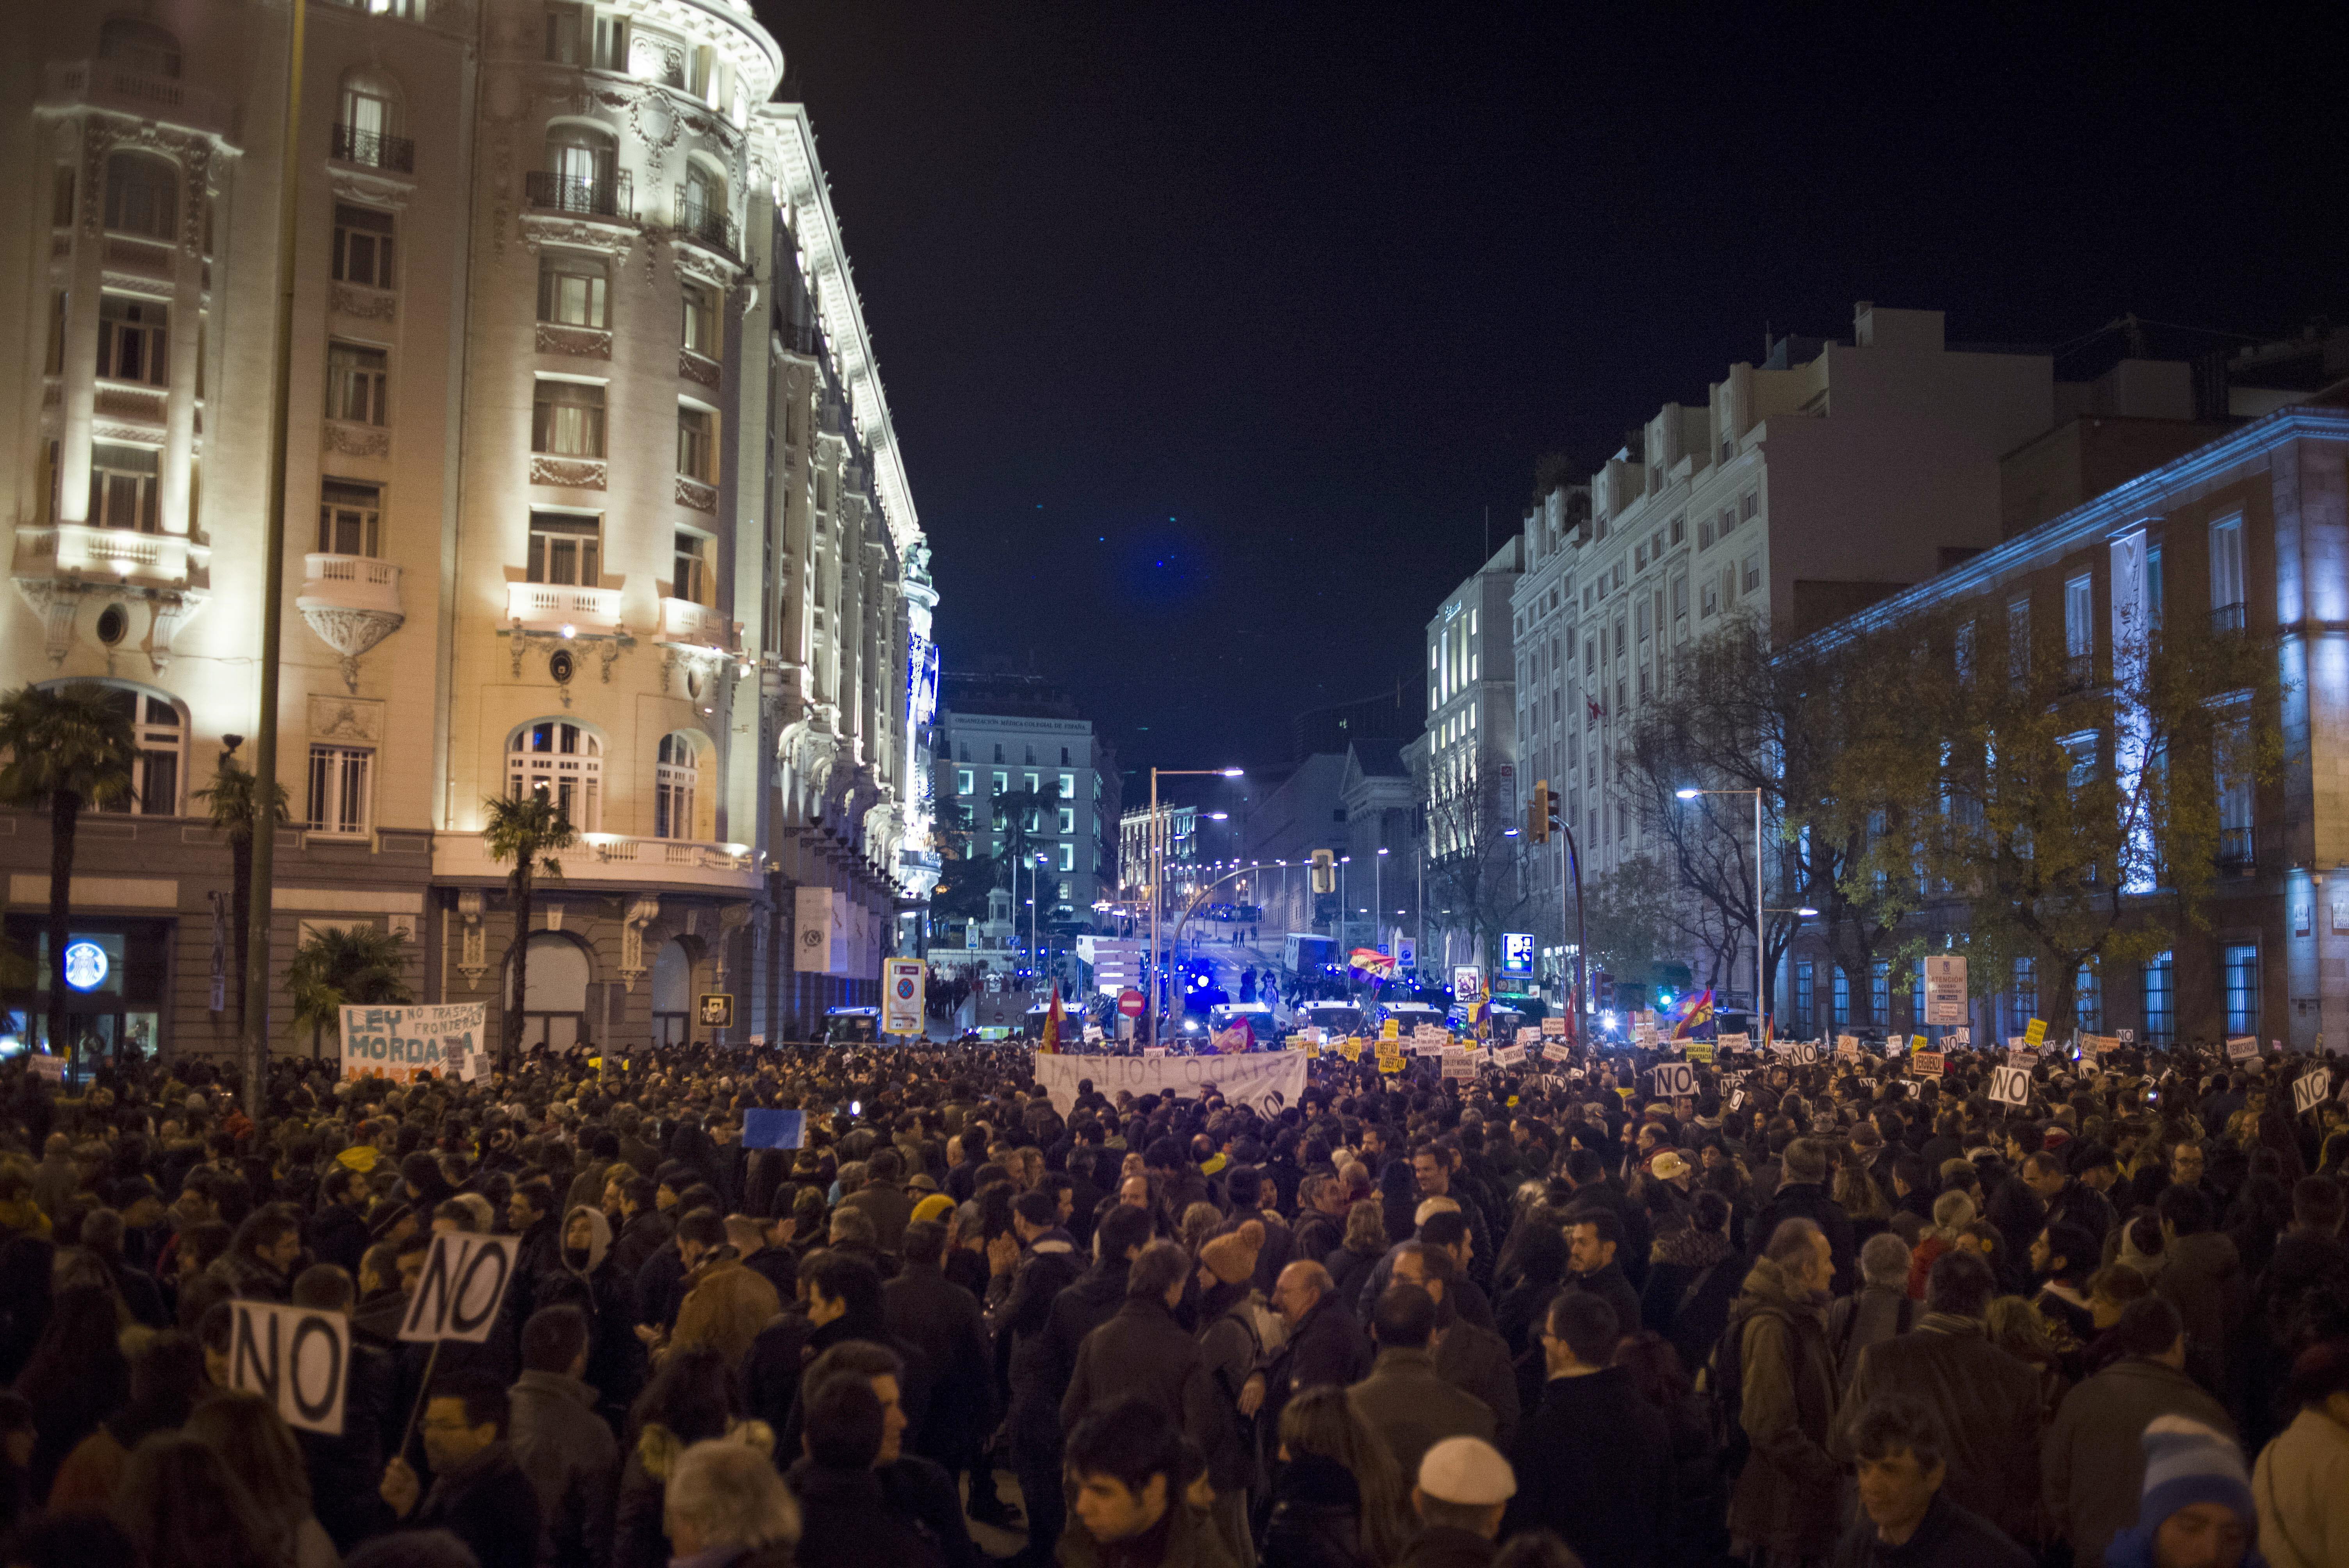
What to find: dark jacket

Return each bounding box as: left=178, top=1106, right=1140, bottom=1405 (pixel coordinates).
left=1504, top=1368, right=1670, bottom=1568
left=1324, top=1245, right=1380, bottom=1318
left=1432, top=1316, right=1520, bottom=1450
left=1346, top=1347, right=1495, bottom=1486
left=784, top=1457, right=946, bottom=1568
left=1563, top=1260, right=1645, bottom=1348
left=1260, top=1461, right=1373, bottom=1568
left=1275, top=1291, right=1372, bottom=1402
left=990, top=1236, right=1083, bottom=1417
left=1828, top=1492, right=2034, bottom=1568
left=841, top=1182, right=918, bottom=1255
left=880, top=1452, right=985, bottom=1568
left=1396, top=1525, right=1497, bottom=1568
left=1840, top=1313, right=2044, bottom=1546
left=1019, top=1256, right=1128, bottom=1441
left=305, top=1201, right=371, bottom=1278
left=508, top=1368, right=619, bottom=1568
left=1057, top=1500, right=1240, bottom=1568
left=1753, top=1180, right=1859, bottom=1295
left=610, top=1208, right=671, bottom=1283
left=413, top=1439, right=544, bottom=1568
left=1724, top=1254, right=1842, bottom=1557
left=2043, top=1356, right=2236, bottom=1568
left=883, top=1258, right=991, bottom=1461
left=2155, top=1231, right=2247, bottom=1389
left=1061, top=1296, right=1234, bottom=1480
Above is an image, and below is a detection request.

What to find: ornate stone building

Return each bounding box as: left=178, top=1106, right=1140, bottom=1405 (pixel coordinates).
left=0, top=0, right=935, bottom=1058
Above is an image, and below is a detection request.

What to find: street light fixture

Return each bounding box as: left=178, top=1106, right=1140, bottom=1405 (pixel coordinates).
left=1146, top=765, right=1244, bottom=1049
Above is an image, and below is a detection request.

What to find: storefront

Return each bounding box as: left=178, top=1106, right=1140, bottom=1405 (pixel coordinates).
left=2, top=916, right=175, bottom=1065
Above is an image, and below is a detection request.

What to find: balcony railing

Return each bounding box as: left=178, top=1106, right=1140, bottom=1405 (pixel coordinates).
left=2217, top=826, right=2255, bottom=872
left=14, top=522, right=192, bottom=585
left=2061, top=652, right=2095, bottom=691
left=656, top=596, right=738, bottom=652
left=672, top=190, right=738, bottom=256
left=299, top=553, right=402, bottom=614
left=434, top=829, right=757, bottom=890
left=526, top=170, right=631, bottom=220
left=506, top=580, right=624, bottom=631
left=779, top=318, right=822, bottom=356
left=42, top=60, right=229, bottom=135
left=2212, top=601, right=2247, bottom=635
left=331, top=124, right=415, bottom=174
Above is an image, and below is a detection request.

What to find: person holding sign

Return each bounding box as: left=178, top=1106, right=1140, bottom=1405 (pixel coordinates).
left=379, top=1370, right=542, bottom=1568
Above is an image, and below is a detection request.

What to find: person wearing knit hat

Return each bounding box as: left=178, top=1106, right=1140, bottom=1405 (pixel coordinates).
left=1199, top=1220, right=1263, bottom=1288
left=2104, top=1415, right=2264, bottom=1568
left=909, top=1191, right=955, bottom=1228
left=1407, top=1436, right=1515, bottom=1565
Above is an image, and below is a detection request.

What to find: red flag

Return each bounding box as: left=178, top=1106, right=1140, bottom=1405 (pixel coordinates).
left=1039, top=991, right=1063, bottom=1055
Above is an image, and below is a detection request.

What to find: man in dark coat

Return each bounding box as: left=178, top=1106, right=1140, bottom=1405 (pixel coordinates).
left=1059, top=1241, right=1234, bottom=1482
left=1752, top=1139, right=1857, bottom=1294
left=1725, top=1219, right=1843, bottom=1563
left=1395, top=1243, right=1519, bottom=1449
left=1560, top=1207, right=1644, bottom=1350
left=1839, top=1248, right=2042, bottom=1547
left=378, top=1371, right=544, bottom=1568
left=1504, top=1291, right=1669, bottom=1568
left=1832, top=1395, right=2033, bottom=1568
left=786, top=1371, right=948, bottom=1568
left=1348, top=1285, right=1497, bottom=1487
left=1264, top=1260, right=1371, bottom=1408
left=305, top=1167, right=372, bottom=1278
left=882, top=1218, right=991, bottom=1472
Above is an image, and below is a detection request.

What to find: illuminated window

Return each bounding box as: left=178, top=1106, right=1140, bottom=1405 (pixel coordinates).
left=507, top=720, right=602, bottom=830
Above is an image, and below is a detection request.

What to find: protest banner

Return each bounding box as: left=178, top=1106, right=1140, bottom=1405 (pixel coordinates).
left=1836, top=1035, right=1861, bottom=1061
left=1033, top=1051, right=1306, bottom=1114
left=1988, top=1066, right=2032, bottom=1108
left=2010, top=1048, right=2040, bottom=1070
left=339, top=1003, right=487, bottom=1083
left=1497, top=1044, right=1527, bottom=1066
left=1339, top=1038, right=1362, bottom=1062
left=1541, top=1017, right=1567, bottom=1037
left=2294, top=1068, right=2333, bottom=1117
left=230, top=1301, right=348, bottom=1436
left=1909, top=1051, right=1945, bottom=1079
left=1717, top=1032, right=1751, bottom=1051
left=28, top=1054, right=62, bottom=1084
left=1685, top=1039, right=1714, bottom=1065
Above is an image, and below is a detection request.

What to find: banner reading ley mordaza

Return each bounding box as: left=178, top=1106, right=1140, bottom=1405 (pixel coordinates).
left=338, top=1003, right=487, bottom=1082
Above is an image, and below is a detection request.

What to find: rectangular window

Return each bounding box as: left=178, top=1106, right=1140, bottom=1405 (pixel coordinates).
left=1698, top=518, right=1714, bottom=550
left=2146, top=545, right=2164, bottom=631
left=2008, top=598, right=2030, bottom=685
left=1059, top=770, right=1076, bottom=798
left=326, top=341, right=389, bottom=425
left=2065, top=573, right=2094, bottom=657
left=2010, top=957, right=2038, bottom=1037
left=2215, top=706, right=2253, bottom=867
left=1955, top=622, right=1975, bottom=682
left=1025, top=772, right=1039, bottom=794
left=1741, top=491, right=1758, bottom=521
left=1057, top=807, right=1075, bottom=834
left=955, top=768, right=973, bottom=796
left=1832, top=966, right=1850, bottom=1026
left=1870, top=960, right=1890, bottom=1026
left=526, top=511, right=601, bottom=586
left=307, top=746, right=372, bottom=835
left=1058, top=843, right=1075, bottom=873
left=2210, top=517, right=2245, bottom=628
left=1668, top=517, right=1684, bottom=546
left=2075, top=961, right=2101, bottom=1033
left=97, top=295, right=168, bottom=385
left=532, top=379, right=606, bottom=456
left=2223, top=943, right=2259, bottom=1035
left=88, top=444, right=160, bottom=531
left=51, top=166, right=74, bottom=229
left=1743, top=555, right=1761, bottom=593
left=45, top=291, right=65, bottom=376
left=681, top=283, right=718, bottom=356
left=1911, top=958, right=1927, bottom=1027
left=677, top=404, right=715, bottom=480
left=317, top=479, right=381, bottom=556
left=2142, top=951, right=2174, bottom=1045
left=331, top=203, right=396, bottom=289
left=545, top=4, right=586, bottom=62
left=672, top=531, right=708, bottom=603
left=537, top=253, right=608, bottom=327
left=1701, top=578, right=1718, bottom=616
left=992, top=770, right=1008, bottom=796
left=1794, top=959, right=1814, bottom=1025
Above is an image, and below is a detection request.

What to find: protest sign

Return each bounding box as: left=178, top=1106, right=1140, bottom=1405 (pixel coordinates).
left=1988, top=1066, right=2032, bottom=1108
left=1909, top=1051, right=1945, bottom=1079
left=2116, top=1028, right=2135, bottom=1044
left=2294, top=1069, right=2333, bottom=1117
left=2023, top=1018, right=2048, bottom=1047
left=741, top=1109, right=805, bottom=1150
left=1033, top=1051, right=1306, bottom=1114
left=1685, top=1039, right=1714, bottom=1065
left=399, top=1233, right=519, bottom=1345
left=1633, top=1022, right=1659, bottom=1047
left=1541, top=1017, right=1567, bottom=1037
left=2009, top=1048, right=2040, bottom=1070
left=1497, top=1044, right=1527, bottom=1066
left=230, top=1301, right=348, bottom=1436
left=1717, top=1032, right=1750, bottom=1051
left=1653, top=1062, right=1700, bottom=1099
left=2226, top=1035, right=2259, bottom=1062
left=28, top=1054, right=62, bottom=1084
left=1339, top=1038, right=1362, bottom=1062
left=1836, top=1035, right=1861, bottom=1061
left=339, top=1003, right=487, bottom=1083
left=1951, top=1027, right=1971, bottom=1046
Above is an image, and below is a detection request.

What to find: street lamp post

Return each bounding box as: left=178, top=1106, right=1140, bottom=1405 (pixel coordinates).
left=1148, top=766, right=1244, bottom=1050
left=1374, top=846, right=1388, bottom=954
left=1677, top=786, right=1767, bottom=1018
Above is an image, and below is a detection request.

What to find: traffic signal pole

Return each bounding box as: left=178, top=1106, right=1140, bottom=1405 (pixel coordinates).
left=1529, top=780, right=1588, bottom=1049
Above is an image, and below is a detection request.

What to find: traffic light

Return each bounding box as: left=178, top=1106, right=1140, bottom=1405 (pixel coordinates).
left=1526, top=780, right=1552, bottom=843
left=1310, top=848, right=1336, bottom=895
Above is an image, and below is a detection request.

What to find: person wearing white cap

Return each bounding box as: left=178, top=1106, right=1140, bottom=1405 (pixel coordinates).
left=1401, top=1435, right=1515, bottom=1568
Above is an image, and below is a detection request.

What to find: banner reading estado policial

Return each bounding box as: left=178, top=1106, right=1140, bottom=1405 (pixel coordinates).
left=339, top=1003, right=487, bottom=1082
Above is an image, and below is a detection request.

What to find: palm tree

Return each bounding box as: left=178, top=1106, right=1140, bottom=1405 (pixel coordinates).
left=194, top=741, right=291, bottom=1029
left=287, top=923, right=414, bottom=1059
left=0, top=684, right=137, bottom=1069
left=481, top=793, right=576, bottom=1060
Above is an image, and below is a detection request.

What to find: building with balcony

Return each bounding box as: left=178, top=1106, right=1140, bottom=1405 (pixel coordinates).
left=0, top=0, right=936, bottom=1057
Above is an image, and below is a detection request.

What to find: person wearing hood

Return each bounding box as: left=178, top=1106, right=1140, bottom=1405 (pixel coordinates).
left=401, top=1149, right=456, bottom=1212
left=509, top=1304, right=620, bottom=1568
left=538, top=1202, right=642, bottom=1428
left=1724, top=1219, right=1843, bottom=1564
left=2103, top=1416, right=2265, bottom=1568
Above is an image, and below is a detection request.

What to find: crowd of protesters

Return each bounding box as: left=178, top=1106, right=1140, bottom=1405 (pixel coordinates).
left=0, top=1033, right=2342, bottom=1568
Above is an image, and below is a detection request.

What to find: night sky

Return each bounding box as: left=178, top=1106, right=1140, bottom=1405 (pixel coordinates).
left=753, top=2, right=2347, bottom=777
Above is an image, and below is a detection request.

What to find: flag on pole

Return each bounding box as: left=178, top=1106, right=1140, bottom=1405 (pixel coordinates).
left=1039, top=991, right=1062, bottom=1055
left=1670, top=988, right=1716, bottom=1041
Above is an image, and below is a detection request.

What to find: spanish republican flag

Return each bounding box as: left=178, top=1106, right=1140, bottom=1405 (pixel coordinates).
left=1039, top=991, right=1063, bottom=1055
left=1670, top=988, right=1715, bottom=1041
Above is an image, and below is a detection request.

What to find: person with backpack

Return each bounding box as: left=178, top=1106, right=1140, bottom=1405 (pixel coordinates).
left=1827, top=1234, right=1918, bottom=1391
left=1718, top=1218, right=1843, bottom=1565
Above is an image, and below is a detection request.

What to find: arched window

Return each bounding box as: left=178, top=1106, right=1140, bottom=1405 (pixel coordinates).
left=37, top=680, right=183, bottom=816
left=511, top=931, right=591, bottom=1052
left=335, top=69, right=410, bottom=172
left=654, top=732, right=700, bottom=840
left=541, top=123, right=620, bottom=216
left=102, top=152, right=177, bottom=240
left=651, top=937, right=691, bottom=1044
left=100, top=18, right=182, bottom=78
left=506, top=719, right=601, bottom=830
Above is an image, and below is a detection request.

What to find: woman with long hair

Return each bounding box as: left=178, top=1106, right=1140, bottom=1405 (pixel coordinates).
left=109, top=1433, right=283, bottom=1568
left=1272, top=1385, right=1408, bottom=1567
left=614, top=1345, right=765, bottom=1568
left=1324, top=1200, right=1387, bottom=1314
left=11, top=1282, right=128, bottom=1500
left=182, top=1391, right=338, bottom=1568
